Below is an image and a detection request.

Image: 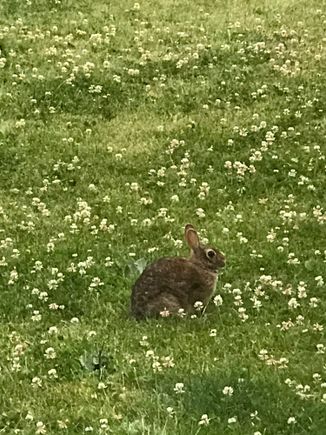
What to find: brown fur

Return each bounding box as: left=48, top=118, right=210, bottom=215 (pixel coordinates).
left=131, top=224, right=225, bottom=319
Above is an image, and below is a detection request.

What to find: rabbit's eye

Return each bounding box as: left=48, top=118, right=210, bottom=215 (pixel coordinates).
left=206, top=249, right=216, bottom=259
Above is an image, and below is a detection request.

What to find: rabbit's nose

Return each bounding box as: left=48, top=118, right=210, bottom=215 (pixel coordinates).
left=218, top=253, right=226, bottom=266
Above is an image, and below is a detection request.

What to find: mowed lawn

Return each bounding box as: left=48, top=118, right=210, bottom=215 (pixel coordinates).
left=0, top=0, right=325, bottom=433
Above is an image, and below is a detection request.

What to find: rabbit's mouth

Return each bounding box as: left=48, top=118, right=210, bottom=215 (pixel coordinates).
left=217, top=254, right=226, bottom=268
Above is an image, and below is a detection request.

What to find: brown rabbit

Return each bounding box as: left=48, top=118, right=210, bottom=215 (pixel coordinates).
left=131, top=224, right=225, bottom=319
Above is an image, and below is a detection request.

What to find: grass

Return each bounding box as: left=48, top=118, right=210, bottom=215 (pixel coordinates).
left=0, top=0, right=325, bottom=433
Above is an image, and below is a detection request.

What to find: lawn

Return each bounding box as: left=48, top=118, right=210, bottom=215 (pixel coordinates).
left=0, top=0, right=325, bottom=433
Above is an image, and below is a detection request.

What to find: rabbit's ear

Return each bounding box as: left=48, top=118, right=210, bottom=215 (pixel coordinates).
left=185, top=223, right=195, bottom=232
left=185, top=224, right=199, bottom=249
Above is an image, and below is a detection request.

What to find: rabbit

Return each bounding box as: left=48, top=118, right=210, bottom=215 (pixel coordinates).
left=131, top=224, right=225, bottom=319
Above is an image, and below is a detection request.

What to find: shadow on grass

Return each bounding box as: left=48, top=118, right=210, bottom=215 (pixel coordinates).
left=150, top=369, right=326, bottom=435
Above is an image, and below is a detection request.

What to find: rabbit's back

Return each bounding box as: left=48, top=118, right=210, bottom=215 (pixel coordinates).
left=131, top=257, right=217, bottom=318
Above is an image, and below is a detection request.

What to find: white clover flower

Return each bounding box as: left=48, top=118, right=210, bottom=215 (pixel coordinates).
left=39, top=291, right=48, bottom=301
left=312, top=373, right=321, bottom=382
left=128, top=68, right=140, bottom=76
left=198, top=414, right=210, bottom=426
left=278, top=357, right=289, bottom=369
left=238, top=307, right=248, bottom=322
left=152, top=360, right=162, bottom=373
left=258, top=349, right=269, bottom=361
left=228, top=416, right=237, bottom=424
left=316, top=344, right=325, bottom=354
left=88, top=184, right=97, bottom=192
left=161, top=356, right=175, bottom=368
left=315, top=276, right=324, bottom=287
left=288, top=298, right=300, bottom=309
left=130, top=182, right=140, bottom=191
left=25, top=412, right=34, bottom=421
left=105, top=257, right=114, bottom=267
left=57, top=420, right=68, bottom=429
left=287, top=417, right=296, bottom=424
left=35, top=421, right=46, bottom=434
left=297, top=281, right=307, bottom=298
left=15, top=119, right=26, bottom=128
left=99, top=419, right=109, bottom=430
left=44, top=347, right=56, bottom=359
left=194, top=301, right=204, bottom=311
left=213, top=295, right=223, bottom=306
left=177, top=308, right=186, bottom=318
left=48, top=368, right=58, bottom=379
left=97, top=382, right=107, bottom=390
left=222, top=386, right=234, bottom=396
left=196, top=208, right=206, bottom=218
left=309, top=297, right=319, bottom=308
left=8, top=269, right=19, bottom=285
left=70, top=317, right=80, bottom=324
left=267, top=228, right=276, bottom=242
left=160, top=308, right=170, bottom=317
left=31, top=311, right=42, bottom=322
left=174, top=382, right=185, bottom=394
left=31, top=377, right=42, bottom=388
left=139, top=336, right=149, bottom=347
left=171, top=194, right=179, bottom=202
left=198, top=192, right=206, bottom=200
left=142, top=218, right=152, bottom=227
left=146, top=350, right=155, bottom=358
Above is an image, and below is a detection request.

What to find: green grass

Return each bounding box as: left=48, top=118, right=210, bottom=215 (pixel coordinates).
left=0, top=0, right=326, bottom=433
